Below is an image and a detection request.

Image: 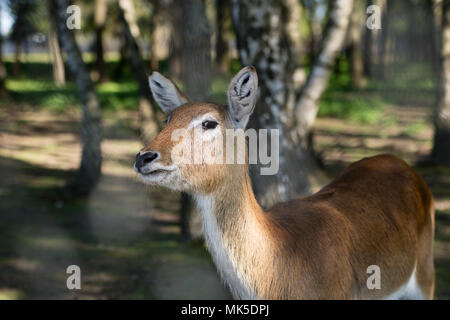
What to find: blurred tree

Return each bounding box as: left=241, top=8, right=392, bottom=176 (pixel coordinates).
left=347, top=0, right=365, bottom=88
left=363, top=0, right=375, bottom=77
left=231, top=0, right=353, bottom=207
left=432, top=0, right=443, bottom=74
left=0, top=3, right=8, bottom=97
left=179, top=0, right=212, bottom=240
left=169, top=0, right=182, bottom=81
left=378, top=0, right=390, bottom=80
left=302, top=0, right=324, bottom=60
left=432, top=0, right=450, bottom=164
left=284, top=0, right=306, bottom=91
left=215, top=0, right=232, bottom=73
left=231, top=0, right=311, bottom=206
left=149, top=0, right=160, bottom=71
left=46, top=0, right=65, bottom=87
left=8, top=0, right=39, bottom=77
left=118, top=0, right=161, bottom=144
left=93, top=0, right=108, bottom=82
left=180, top=0, right=211, bottom=102
left=49, top=0, right=102, bottom=195
left=295, top=0, right=354, bottom=149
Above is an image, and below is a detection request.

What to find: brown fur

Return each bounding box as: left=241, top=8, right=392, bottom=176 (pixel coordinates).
left=141, top=102, right=435, bottom=300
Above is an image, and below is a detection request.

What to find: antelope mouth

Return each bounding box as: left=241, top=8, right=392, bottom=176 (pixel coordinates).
left=147, top=169, right=167, bottom=175
left=141, top=168, right=174, bottom=176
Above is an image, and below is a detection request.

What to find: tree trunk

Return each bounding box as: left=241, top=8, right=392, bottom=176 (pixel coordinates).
left=378, top=0, right=390, bottom=80
left=169, top=0, right=182, bottom=81
left=348, top=0, right=365, bottom=88
left=179, top=0, right=212, bottom=239
left=432, top=0, right=450, bottom=165
left=0, top=4, right=8, bottom=98
left=149, top=0, right=160, bottom=71
left=118, top=0, right=161, bottom=144
left=13, top=35, right=22, bottom=77
left=180, top=0, right=211, bottom=101
left=294, top=0, right=354, bottom=148
left=215, top=0, right=232, bottom=73
left=50, top=0, right=102, bottom=196
left=363, top=0, right=373, bottom=77
left=46, top=0, right=65, bottom=88
left=304, top=0, right=323, bottom=61
left=283, top=0, right=306, bottom=90
left=94, top=0, right=108, bottom=83
left=231, top=0, right=312, bottom=207
left=432, top=0, right=443, bottom=75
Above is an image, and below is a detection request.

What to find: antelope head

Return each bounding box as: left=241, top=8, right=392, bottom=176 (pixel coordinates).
left=134, top=66, right=258, bottom=194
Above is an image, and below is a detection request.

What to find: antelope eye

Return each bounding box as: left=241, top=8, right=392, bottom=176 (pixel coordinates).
left=202, top=120, right=218, bottom=130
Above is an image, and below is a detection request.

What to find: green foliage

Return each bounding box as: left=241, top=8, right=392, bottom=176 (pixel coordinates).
left=318, top=57, right=385, bottom=125
left=319, top=94, right=385, bottom=125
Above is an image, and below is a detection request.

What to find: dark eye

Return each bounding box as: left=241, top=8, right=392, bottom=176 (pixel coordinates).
left=202, top=120, right=218, bottom=130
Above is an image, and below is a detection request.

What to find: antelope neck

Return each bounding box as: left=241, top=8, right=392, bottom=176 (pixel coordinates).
left=193, top=168, right=271, bottom=299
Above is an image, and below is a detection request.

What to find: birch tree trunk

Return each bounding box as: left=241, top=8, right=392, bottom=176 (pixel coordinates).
left=294, top=0, right=354, bottom=148
left=118, top=0, right=161, bottom=144
left=94, top=0, right=108, bottom=83
left=50, top=0, right=102, bottom=195
left=231, top=0, right=311, bottom=207
left=46, top=0, right=65, bottom=88
left=432, top=0, right=450, bottom=164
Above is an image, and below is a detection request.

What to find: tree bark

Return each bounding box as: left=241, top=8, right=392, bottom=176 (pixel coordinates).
left=432, top=0, right=450, bottom=165
left=231, top=0, right=312, bottom=207
left=0, top=4, right=8, bottom=98
left=283, top=0, right=306, bottom=91
left=118, top=0, right=161, bottom=144
left=180, top=0, right=211, bottom=101
left=179, top=0, right=212, bottom=239
left=215, top=0, right=232, bottom=73
left=348, top=0, right=365, bottom=88
left=46, top=0, right=65, bottom=88
left=94, top=0, right=108, bottom=83
left=363, top=0, right=373, bottom=77
left=432, top=0, right=443, bottom=74
left=169, top=0, right=182, bottom=81
left=294, top=0, right=354, bottom=148
left=13, top=33, right=22, bottom=77
left=50, top=0, right=102, bottom=195
left=378, top=0, right=390, bottom=80
left=149, top=0, right=160, bottom=71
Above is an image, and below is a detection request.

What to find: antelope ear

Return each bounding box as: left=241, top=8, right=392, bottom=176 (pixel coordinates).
left=149, top=72, right=190, bottom=115
left=227, top=66, right=258, bottom=128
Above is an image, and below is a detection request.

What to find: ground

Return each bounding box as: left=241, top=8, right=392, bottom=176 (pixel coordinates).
left=0, top=59, right=448, bottom=299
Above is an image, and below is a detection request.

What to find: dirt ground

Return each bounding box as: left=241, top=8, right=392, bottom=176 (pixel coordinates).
left=0, top=102, right=449, bottom=299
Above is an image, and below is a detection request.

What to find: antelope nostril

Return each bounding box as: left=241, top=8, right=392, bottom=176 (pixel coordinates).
left=136, top=151, right=159, bottom=170
left=143, top=152, right=158, bottom=164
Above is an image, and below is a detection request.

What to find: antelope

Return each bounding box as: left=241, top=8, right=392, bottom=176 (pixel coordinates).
left=134, top=66, right=435, bottom=300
